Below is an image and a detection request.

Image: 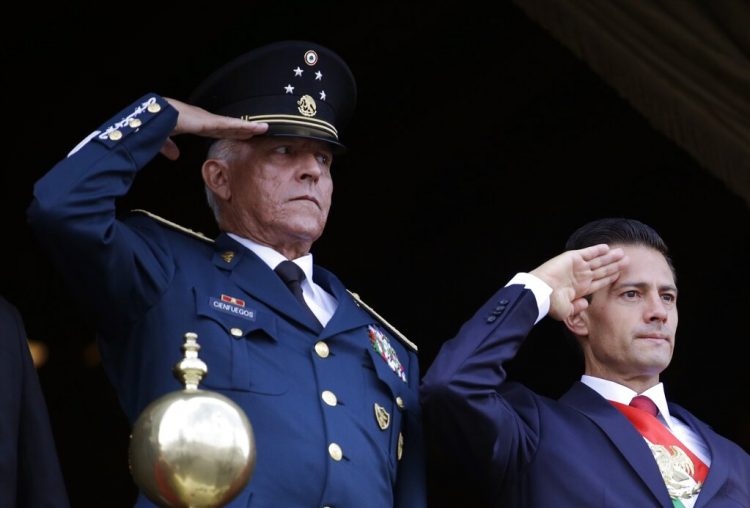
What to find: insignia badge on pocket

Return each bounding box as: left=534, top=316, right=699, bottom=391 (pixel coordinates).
left=374, top=402, right=390, bottom=430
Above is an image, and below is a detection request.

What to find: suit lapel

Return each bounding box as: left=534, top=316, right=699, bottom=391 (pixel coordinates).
left=560, top=382, right=672, bottom=506
left=313, top=266, right=372, bottom=340
left=212, top=234, right=323, bottom=333
left=669, top=404, right=726, bottom=507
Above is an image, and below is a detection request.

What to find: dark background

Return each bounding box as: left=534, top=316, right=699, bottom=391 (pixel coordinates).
left=2, top=1, right=748, bottom=506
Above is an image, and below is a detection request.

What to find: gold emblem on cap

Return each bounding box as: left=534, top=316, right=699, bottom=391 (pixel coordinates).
left=398, top=432, right=404, bottom=461
left=221, top=251, right=235, bottom=263
left=374, top=403, right=390, bottom=431
left=297, top=95, right=317, bottom=117
left=147, top=103, right=161, bottom=113
left=108, top=130, right=123, bottom=141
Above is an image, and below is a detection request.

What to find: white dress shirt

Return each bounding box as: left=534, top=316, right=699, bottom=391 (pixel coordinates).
left=228, top=234, right=337, bottom=326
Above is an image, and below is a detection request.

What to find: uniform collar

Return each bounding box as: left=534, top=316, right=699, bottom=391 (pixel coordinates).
left=227, top=233, right=314, bottom=282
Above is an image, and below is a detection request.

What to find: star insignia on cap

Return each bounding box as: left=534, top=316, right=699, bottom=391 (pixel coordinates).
left=284, top=84, right=295, bottom=94
left=315, top=71, right=323, bottom=80
left=319, top=90, right=327, bottom=101
left=293, top=66, right=303, bottom=77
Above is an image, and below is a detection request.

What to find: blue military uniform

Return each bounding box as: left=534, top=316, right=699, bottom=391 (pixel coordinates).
left=29, top=41, right=426, bottom=508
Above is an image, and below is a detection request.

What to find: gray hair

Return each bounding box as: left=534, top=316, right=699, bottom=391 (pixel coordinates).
left=203, top=139, right=238, bottom=224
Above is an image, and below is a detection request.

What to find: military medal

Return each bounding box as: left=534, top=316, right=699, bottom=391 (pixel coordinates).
left=368, top=325, right=407, bottom=382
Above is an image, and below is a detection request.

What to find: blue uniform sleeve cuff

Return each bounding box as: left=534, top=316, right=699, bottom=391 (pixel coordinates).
left=67, top=94, right=170, bottom=156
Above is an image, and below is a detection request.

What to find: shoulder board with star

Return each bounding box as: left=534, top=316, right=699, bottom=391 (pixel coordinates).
left=128, top=209, right=215, bottom=245
left=347, top=290, right=418, bottom=352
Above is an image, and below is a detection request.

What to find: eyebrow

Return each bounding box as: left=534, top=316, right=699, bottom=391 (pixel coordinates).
left=612, top=281, right=678, bottom=293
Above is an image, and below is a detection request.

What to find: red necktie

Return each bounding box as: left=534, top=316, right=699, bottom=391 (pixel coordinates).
left=610, top=395, right=708, bottom=504
left=630, top=394, right=659, bottom=416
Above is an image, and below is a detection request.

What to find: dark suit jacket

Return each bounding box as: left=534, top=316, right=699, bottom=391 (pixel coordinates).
left=28, top=94, right=426, bottom=508
left=421, top=284, right=750, bottom=507
left=0, top=296, right=69, bottom=508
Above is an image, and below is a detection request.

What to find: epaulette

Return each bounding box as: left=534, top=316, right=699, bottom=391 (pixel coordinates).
left=129, top=209, right=215, bottom=245
left=347, top=290, right=418, bottom=352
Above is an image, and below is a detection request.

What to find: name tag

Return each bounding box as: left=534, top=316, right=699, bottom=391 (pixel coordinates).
left=209, top=297, right=256, bottom=321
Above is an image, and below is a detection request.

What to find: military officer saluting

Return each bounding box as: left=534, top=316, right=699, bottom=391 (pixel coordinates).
left=28, top=41, right=426, bottom=507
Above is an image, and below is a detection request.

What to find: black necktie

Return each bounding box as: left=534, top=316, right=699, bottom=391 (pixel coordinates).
left=274, top=260, right=321, bottom=325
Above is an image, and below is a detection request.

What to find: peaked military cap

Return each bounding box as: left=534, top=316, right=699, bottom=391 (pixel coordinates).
left=189, top=40, right=357, bottom=149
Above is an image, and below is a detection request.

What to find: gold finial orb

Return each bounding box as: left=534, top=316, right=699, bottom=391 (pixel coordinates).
left=129, top=332, right=256, bottom=507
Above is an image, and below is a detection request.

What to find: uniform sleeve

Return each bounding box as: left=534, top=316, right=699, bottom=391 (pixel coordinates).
left=27, top=95, right=179, bottom=332
left=419, top=284, right=543, bottom=490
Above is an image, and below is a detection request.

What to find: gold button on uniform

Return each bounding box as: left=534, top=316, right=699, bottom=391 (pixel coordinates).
left=314, top=341, right=330, bottom=358
left=147, top=102, right=161, bottom=113
left=398, top=432, right=404, bottom=461
left=230, top=328, right=243, bottom=337
left=321, top=390, right=337, bottom=406
left=396, top=396, right=405, bottom=409
left=108, top=130, right=123, bottom=141
left=128, top=118, right=142, bottom=128
left=328, top=443, right=343, bottom=461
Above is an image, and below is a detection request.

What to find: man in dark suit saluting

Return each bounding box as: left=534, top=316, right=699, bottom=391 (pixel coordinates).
left=421, top=217, right=749, bottom=507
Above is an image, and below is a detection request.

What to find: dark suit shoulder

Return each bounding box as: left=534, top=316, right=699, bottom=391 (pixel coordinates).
left=126, top=209, right=215, bottom=245
left=347, top=290, right=418, bottom=352
left=0, top=296, right=18, bottom=323
left=0, top=296, right=24, bottom=356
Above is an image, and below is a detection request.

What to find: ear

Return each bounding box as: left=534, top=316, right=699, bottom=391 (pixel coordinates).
left=564, top=310, right=589, bottom=338
left=202, top=158, right=231, bottom=200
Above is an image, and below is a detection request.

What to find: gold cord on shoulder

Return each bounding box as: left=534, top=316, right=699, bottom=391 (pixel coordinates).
left=347, top=290, right=418, bottom=352
left=129, top=209, right=215, bottom=244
